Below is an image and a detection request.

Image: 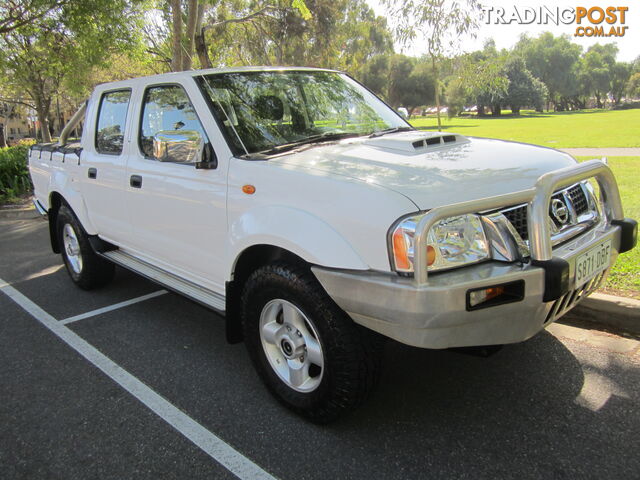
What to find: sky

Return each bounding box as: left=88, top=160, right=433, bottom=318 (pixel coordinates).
left=365, top=0, right=639, bottom=62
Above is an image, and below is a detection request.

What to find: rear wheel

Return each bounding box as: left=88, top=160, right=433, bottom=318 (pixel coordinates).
left=241, top=262, right=383, bottom=423
left=57, top=205, right=114, bottom=290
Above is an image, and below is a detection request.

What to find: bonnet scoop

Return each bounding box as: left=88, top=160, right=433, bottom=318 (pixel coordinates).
left=363, top=131, right=469, bottom=154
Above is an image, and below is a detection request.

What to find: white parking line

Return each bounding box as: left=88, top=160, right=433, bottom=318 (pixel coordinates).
left=60, top=290, right=168, bottom=325
left=0, top=278, right=277, bottom=480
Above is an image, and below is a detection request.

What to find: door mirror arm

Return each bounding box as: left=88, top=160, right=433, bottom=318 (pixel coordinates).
left=196, top=142, right=218, bottom=170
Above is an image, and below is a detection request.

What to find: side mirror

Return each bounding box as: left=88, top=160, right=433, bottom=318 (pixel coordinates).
left=153, top=130, right=204, bottom=164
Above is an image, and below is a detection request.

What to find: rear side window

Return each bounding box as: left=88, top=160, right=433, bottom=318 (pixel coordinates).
left=95, top=90, right=131, bottom=155
left=139, top=85, right=208, bottom=161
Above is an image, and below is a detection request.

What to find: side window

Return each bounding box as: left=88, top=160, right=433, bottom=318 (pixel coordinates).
left=139, top=85, right=208, bottom=164
left=95, top=90, right=131, bottom=155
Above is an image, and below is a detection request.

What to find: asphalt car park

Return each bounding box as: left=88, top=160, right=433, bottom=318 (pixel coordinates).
left=1, top=214, right=639, bottom=479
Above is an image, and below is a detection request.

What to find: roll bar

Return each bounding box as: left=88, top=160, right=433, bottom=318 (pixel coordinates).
left=57, top=101, right=87, bottom=147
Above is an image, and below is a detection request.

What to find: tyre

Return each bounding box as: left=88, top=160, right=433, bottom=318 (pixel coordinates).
left=57, top=205, right=115, bottom=290
left=241, top=262, right=383, bottom=423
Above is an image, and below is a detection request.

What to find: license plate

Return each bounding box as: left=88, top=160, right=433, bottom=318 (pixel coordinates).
left=574, top=239, right=612, bottom=287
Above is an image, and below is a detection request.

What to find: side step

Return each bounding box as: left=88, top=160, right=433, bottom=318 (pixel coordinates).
left=101, top=250, right=225, bottom=312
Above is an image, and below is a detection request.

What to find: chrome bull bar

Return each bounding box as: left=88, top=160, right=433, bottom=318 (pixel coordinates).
left=412, top=159, right=624, bottom=287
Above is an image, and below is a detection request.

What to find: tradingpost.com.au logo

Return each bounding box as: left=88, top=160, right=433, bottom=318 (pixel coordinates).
left=483, top=5, right=629, bottom=37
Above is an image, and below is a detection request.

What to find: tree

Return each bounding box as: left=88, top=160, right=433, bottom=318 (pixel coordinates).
left=468, top=59, right=508, bottom=116
left=0, top=0, right=69, bottom=34
left=358, top=55, right=390, bottom=98
left=405, top=60, right=436, bottom=116
left=385, top=55, right=416, bottom=109
left=444, top=75, right=466, bottom=118
left=515, top=32, right=582, bottom=111
left=382, top=0, right=483, bottom=130
left=0, top=1, right=145, bottom=142
left=501, top=57, right=547, bottom=115
left=586, top=47, right=632, bottom=105
left=333, top=0, right=394, bottom=72
left=164, top=0, right=314, bottom=72
left=156, top=0, right=392, bottom=73
left=627, top=73, right=640, bottom=98
left=610, top=62, right=631, bottom=105
left=445, top=45, right=508, bottom=117
left=358, top=54, right=435, bottom=115
left=581, top=44, right=617, bottom=108
left=387, top=56, right=434, bottom=115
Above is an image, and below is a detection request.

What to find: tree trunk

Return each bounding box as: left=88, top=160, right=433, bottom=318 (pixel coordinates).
left=170, top=0, right=183, bottom=72
left=477, top=105, right=485, bottom=117
left=492, top=104, right=501, bottom=116
left=34, top=94, right=52, bottom=143
left=38, top=111, right=52, bottom=143
left=56, top=95, right=63, bottom=136
left=595, top=93, right=602, bottom=108
left=195, top=31, right=210, bottom=69
left=511, top=105, right=520, bottom=115
left=431, top=55, right=441, bottom=131
left=0, top=124, right=6, bottom=148
left=194, top=3, right=211, bottom=69
left=182, top=0, right=199, bottom=70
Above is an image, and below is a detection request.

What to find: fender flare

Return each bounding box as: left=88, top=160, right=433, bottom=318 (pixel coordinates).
left=227, top=205, right=369, bottom=278
left=48, top=172, right=97, bottom=235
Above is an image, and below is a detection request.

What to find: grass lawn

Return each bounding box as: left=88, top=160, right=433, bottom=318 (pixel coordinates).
left=576, top=156, right=640, bottom=298
left=409, top=109, right=640, bottom=148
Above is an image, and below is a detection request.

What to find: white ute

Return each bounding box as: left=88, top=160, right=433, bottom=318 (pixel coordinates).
left=29, top=67, right=637, bottom=422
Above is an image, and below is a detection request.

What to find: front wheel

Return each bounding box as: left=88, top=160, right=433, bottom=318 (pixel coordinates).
left=57, top=205, right=114, bottom=290
left=241, top=263, right=383, bottom=423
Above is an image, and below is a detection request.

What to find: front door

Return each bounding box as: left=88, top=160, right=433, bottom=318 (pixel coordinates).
left=124, top=82, right=227, bottom=293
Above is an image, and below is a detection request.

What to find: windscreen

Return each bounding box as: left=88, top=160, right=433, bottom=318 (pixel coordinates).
left=198, top=70, right=408, bottom=155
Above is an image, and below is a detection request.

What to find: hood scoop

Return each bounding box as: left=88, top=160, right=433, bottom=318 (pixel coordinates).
left=363, top=131, right=469, bottom=154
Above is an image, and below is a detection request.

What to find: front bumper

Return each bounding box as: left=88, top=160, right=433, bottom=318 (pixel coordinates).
left=314, top=159, right=637, bottom=349
left=313, top=221, right=625, bottom=349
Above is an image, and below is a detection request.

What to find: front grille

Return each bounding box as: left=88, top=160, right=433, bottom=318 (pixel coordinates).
left=502, top=206, right=528, bottom=240
left=567, top=184, right=589, bottom=215
left=501, top=183, right=591, bottom=241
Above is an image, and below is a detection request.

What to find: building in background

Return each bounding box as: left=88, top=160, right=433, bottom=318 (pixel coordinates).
left=0, top=101, right=36, bottom=146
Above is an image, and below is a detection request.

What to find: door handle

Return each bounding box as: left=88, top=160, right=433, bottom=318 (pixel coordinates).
left=130, top=175, right=142, bottom=188
left=88, top=167, right=97, bottom=179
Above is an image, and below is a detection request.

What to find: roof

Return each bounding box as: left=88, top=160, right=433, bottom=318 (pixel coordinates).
left=189, top=66, right=339, bottom=76
left=94, top=66, right=340, bottom=91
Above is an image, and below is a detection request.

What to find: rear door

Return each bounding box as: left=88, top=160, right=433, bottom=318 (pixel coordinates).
left=81, top=88, right=132, bottom=243
left=124, top=81, right=228, bottom=292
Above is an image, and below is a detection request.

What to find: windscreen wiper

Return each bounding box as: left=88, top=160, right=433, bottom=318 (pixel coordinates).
left=368, top=126, right=414, bottom=138
left=258, top=132, right=363, bottom=156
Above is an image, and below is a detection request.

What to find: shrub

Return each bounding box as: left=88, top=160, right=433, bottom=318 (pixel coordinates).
left=15, top=138, right=36, bottom=147
left=0, top=145, right=32, bottom=202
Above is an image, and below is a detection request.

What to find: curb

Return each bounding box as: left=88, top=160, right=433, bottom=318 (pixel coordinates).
left=0, top=206, right=40, bottom=220
left=547, top=322, right=639, bottom=356
left=568, top=292, right=640, bottom=336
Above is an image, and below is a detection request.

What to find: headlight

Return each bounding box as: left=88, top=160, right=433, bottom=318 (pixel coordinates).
left=390, top=213, right=490, bottom=273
